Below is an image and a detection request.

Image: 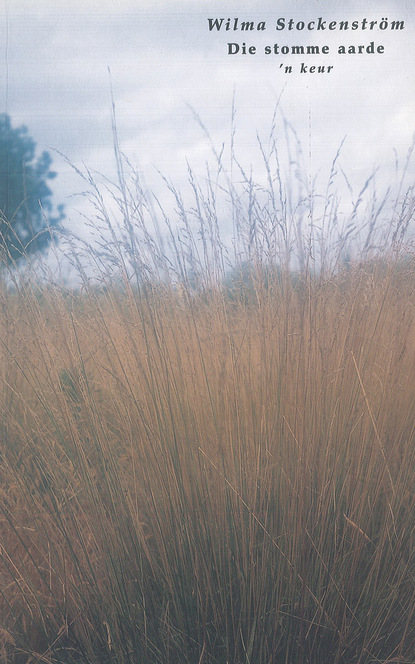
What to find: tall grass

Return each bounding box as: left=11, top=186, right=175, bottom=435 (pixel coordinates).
left=0, top=120, right=415, bottom=663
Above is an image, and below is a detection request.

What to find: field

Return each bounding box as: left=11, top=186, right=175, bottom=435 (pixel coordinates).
left=1, top=137, right=415, bottom=663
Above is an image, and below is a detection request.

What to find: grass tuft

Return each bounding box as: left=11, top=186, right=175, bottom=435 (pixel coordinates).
left=1, top=120, right=415, bottom=663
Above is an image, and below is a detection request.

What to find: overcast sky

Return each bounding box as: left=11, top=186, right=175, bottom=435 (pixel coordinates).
left=1, top=0, right=414, bottom=250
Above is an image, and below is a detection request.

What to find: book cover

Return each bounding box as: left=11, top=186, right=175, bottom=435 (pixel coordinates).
left=1, top=2, right=414, bottom=662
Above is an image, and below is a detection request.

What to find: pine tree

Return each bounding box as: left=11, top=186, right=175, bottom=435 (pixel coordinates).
left=0, top=113, right=64, bottom=264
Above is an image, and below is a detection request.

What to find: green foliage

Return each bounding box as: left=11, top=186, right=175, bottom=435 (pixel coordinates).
left=0, top=113, right=64, bottom=264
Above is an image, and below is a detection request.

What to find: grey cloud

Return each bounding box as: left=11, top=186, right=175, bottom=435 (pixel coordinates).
left=1, top=0, right=414, bottom=237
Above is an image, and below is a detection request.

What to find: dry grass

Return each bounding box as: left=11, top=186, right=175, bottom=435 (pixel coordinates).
left=0, top=124, right=415, bottom=663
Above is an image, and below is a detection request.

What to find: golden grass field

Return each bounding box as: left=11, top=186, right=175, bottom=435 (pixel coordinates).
left=1, top=129, right=415, bottom=662
left=1, top=254, right=414, bottom=663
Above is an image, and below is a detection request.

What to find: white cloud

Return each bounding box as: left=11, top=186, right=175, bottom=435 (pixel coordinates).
left=1, top=0, right=414, bottom=245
